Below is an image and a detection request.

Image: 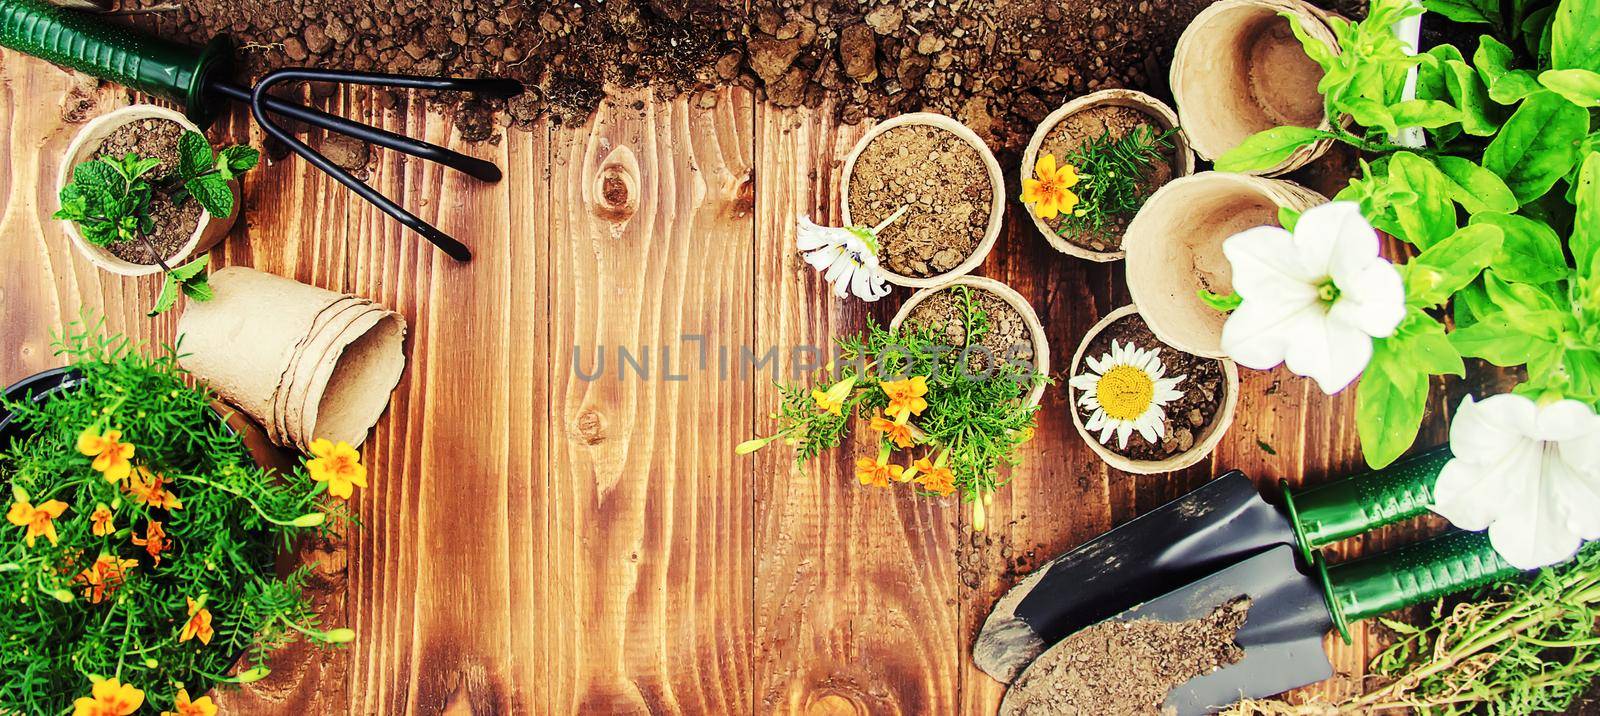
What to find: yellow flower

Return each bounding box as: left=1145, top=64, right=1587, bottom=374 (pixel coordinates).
left=913, top=455, right=957, bottom=497
left=72, top=676, right=144, bottom=716
left=881, top=376, right=929, bottom=421
left=74, top=553, right=137, bottom=604
left=90, top=503, right=115, bottom=536
left=307, top=439, right=368, bottom=500
left=1021, top=153, right=1081, bottom=220
left=132, top=521, right=169, bottom=565
left=854, top=455, right=905, bottom=488
left=7, top=497, right=68, bottom=546
left=127, top=467, right=182, bottom=511
left=179, top=596, right=214, bottom=645
left=162, top=688, right=218, bottom=716
left=1016, top=426, right=1035, bottom=444
left=810, top=375, right=857, bottom=416
left=868, top=411, right=916, bottom=448
left=77, top=427, right=135, bottom=483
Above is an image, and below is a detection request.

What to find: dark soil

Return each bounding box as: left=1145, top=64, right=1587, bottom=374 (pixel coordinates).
left=1000, top=597, right=1251, bottom=716
left=848, top=124, right=990, bottom=277
left=1035, top=103, right=1174, bottom=252
left=903, top=285, right=1034, bottom=376
left=91, top=119, right=204, bottom=265
left=1074, top=312, right=1224, bottom=462
left=122, top=1, right=1368, bottom=149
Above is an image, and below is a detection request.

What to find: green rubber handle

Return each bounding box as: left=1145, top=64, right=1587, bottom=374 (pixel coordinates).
left=1317, top=530, right=1520, bottom=643
left=0, top=0, right=231, bottom=123
left=1281, top=446, right=1451, bottom=562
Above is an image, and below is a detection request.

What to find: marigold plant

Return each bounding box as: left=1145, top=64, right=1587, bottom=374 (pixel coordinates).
left=0, top=323, right=358, bottom=714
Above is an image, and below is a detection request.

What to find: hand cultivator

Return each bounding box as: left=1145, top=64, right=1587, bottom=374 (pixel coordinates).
left=0, top=0, right=521, bottom=261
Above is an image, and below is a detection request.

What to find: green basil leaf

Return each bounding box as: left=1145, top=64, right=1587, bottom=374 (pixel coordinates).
left=218, top=145, right=261, bottom=176
left=168, top=254, right=209, bottom=282
left=1405, top=224, right=1502, bottom=306
left=1433, top=155, right=1519, bottom=214
left=1389, top=99, right=1463, bottom=128
left=1448, top=319, right=1560, bottom=366
left=1483, top=91, right=1590, bottom=205
left=1356, top=341, right=1430, bottom=469
left=180, top=272, right=213, bottom=302
left=1443, top=60, right=1500, bottom=135
left=1424, top=0, right=1499, bottom=24
left=1469, top=211, right=1569, bottom=283
left=1575, top=152, right=1600, bottom=279
left=1344, top=97, right=1400, bottom=134
left=1553, top=0, right=1600, bottom=73
left=1489, top=69, right=1545, bottom=104
left=72, top=160, right=118, bottom=194
left=1214, top=126, right=1331, bottom=172
left=1483, top=271, right=1568, bottom=338
left=148, top=273, right=181, bottom=317
left=1539, top=68, right=1600, bottom=107
left=1388, top=152, right=1458, bottom=248
left=1278, top=205, right=1301, bottom=232
left=178, top=131, right=213, bottom=181
left=186, top=176, right=235, bottom=218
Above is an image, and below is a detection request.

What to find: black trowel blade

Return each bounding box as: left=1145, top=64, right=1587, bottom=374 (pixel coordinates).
left=1125, top=546, right=1334, bottom=715
left=975, top=471, right=1295, bottom=683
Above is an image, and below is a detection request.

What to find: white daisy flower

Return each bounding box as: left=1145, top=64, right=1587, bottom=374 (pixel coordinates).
left=796, top=206, right=907, bottom=302
left=1070, top=339, right=1187, bottom=449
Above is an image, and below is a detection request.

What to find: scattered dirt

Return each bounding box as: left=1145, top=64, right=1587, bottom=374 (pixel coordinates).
left=91, top=119, right=204, bottom=265
left=121, top=0, right=1367, bottom=149
left=1073, top=312, right=1224, bottom=462
left=903, top=285, right=1034, bottom=375
left=1000, top=597, right=1251, bottom=716
left=848, top=124, right=990, bottom=277
left=1035, top=103, right=1174, bottom=252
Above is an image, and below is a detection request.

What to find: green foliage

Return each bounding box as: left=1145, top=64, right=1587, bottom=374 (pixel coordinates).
left=1056, top=125, right=1175, bottom=238
left=1215, top=0, right=1600, bottom=468
left=751, top=287, right=1047, bottom=499
left=0, top=323, right=349, bottom=714
left=55, top=130, right=257, bottom=317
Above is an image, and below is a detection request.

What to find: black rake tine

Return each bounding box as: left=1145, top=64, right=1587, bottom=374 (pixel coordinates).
left=248, top=71, right=473, bottom=261
left=208, top=79, right=505, bottom=182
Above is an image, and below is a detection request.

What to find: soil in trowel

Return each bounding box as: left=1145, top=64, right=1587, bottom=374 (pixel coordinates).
left=1074, top=312, right=1225, bottom=462
left=1035, top=103, right=1175, bottom=253
left=903, top=286, right=1035, bottom=376
left=848, top=124, right=990, bottom=277
left=1000, top=597, right=1252, bottom=716
left=92, top=119, right=205, bottom=265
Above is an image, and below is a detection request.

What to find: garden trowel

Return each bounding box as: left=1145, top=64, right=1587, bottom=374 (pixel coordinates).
left=975, top=447, right=1448, bottom=683
left=999, top=530, right=1519, bottom=716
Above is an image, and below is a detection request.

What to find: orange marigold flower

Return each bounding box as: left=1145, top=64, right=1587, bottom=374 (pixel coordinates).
left=881, top=376, right=929, bottom=421
left=854, top=455, right=905, bottom=488
left=913, top=456, right=958, bottom=497
left=132, top=521, right=170, bottom=564
left=90, top=503, right=115, bottom=536
left=868, top=411, right=916, bottom=448
left=179, top=596, right=214, bottom=645
left=307, top=439, right=368, bottom=500
left=7, top=497, right=69, bottom=546
left=1021, top=153, right=1081, bottom=221
left=162, top=688, right=218, bottom=716
left=77, top=427, right=135, bottom=484
left=74, top=553, right=137, bottom=604
left=71, top=676, right=144, bottom=716
left=127, top=467, right=182, bottom=511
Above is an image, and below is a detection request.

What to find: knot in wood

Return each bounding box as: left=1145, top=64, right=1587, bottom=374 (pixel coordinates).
left=592, top=158, right=638, bottom=222
left=575, top=408, right=607, bottom=445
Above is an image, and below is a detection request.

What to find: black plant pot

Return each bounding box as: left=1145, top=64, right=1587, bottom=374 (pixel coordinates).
left=0, top=367, right=84, bottom=448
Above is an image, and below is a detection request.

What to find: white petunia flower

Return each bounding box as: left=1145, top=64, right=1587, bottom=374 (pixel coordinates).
left=1431, top=393, right=1600, bottom=569
left=796, top=207, right=906, bottom=302
left=1220, top=201, right=1405, bottom=394
left=1069, top=339, right=1186, bottom=449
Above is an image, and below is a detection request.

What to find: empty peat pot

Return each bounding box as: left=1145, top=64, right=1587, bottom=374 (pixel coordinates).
left=1067, top=305, right=1240, bottom=475
left=1123, top=172, right=1326, bottom=358
left=1021, top=88, right=1195, bottom=261
left=842, top=112, right=1006, bottom=287
left=57, top=104, right=241, bottom=276
left=1171, top=0, right=1341, bottom=175
left=889, top=275, right=1050, bottom=408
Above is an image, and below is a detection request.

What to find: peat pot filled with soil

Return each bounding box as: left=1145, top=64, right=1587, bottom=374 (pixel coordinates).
left=1068, top=305, right=1239, bottom=475
left=1123, top=172, right=1326, bottom=358
left=57, top=105, right=240, bottom=276
left=1171, top=0, right=1340, bottom=175
left=842, top=113, right=1006, bottom=287
left=1021, top=89, right=1194, bottom=261
left=889, top=276, right=1049, bottom=408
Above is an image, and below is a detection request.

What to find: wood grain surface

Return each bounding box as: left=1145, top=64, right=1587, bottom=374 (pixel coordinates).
left=0, top=49, right=1461, bottom=714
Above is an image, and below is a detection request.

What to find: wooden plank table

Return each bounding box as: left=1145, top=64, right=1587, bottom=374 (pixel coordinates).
left=1, top=50, right=1469, bottom=714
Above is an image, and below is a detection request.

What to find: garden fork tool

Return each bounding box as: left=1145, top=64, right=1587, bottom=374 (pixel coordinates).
left=975, top=446, right=1450, bottom=683
left=0, top=0, right=522, bottom=261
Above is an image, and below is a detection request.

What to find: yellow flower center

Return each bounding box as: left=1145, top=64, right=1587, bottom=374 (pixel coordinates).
left=1096, top=365, right=1155, bottom=421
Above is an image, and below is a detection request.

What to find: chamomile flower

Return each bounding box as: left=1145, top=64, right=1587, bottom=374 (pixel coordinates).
left=1070, top=340, right=1186, bottom=449
left=796, top=206, right=908, bottom=302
